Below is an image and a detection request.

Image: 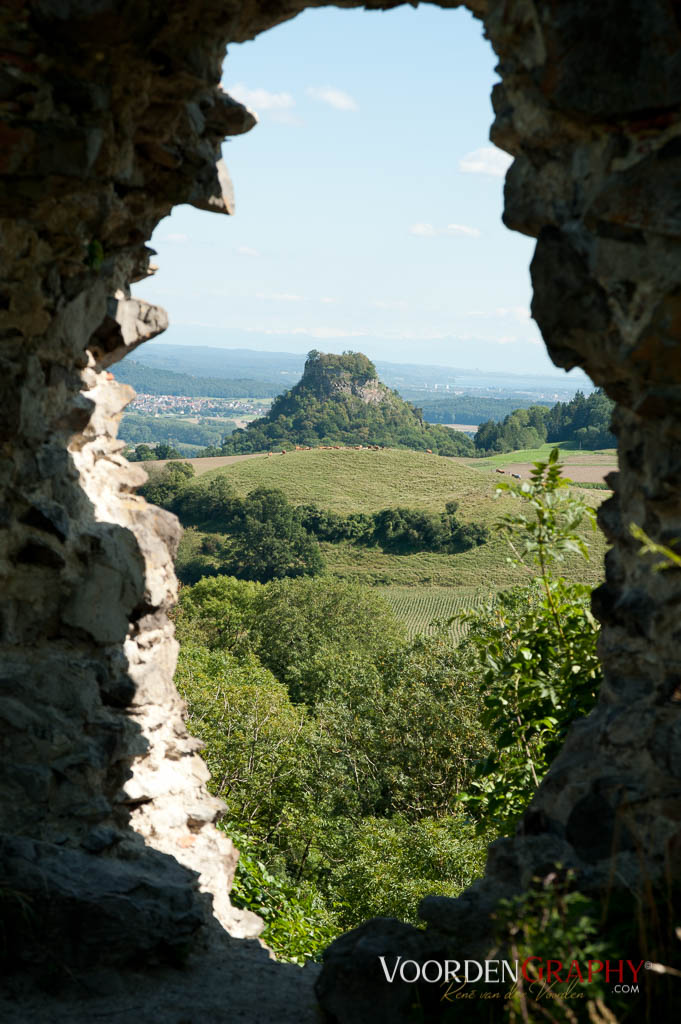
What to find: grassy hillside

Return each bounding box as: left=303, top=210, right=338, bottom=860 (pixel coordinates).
left=205, top=448, right=498, bottom=514
left=196, top=448, right=607, bottom=591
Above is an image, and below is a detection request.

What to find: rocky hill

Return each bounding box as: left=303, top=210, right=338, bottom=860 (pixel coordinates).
left=215, top=350, right=474, bottom=456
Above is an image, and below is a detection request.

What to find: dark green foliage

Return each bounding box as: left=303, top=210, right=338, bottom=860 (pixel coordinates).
left=460, top=450, right=601, bottom=833
left=113, top=358, right=281, bottom=398
left=420, top=395, right=553, bottom=425
left=248, top=576, right=405, bottom=705
left=127, top=442, right=157, bottom=461
left=460, top=579, right=601, bottom=833
left=143, top=465, right=490, bottom=581
left=178, top=487, right=325, bottom=585
left=218, top=487, right=325, bottom=583
left=138, top=460, right=195, bottom=505
left=297, top=505, right=375, bottom=543
left=170, top=452, right=603, bottom=962
left=474, top=404, right=549, bottom=453
left=299, top=500, right=490, bottom=554
left=174, top=576, right=490, bottom=940
left=545, top=387, right=615, bottom=448
left=217, top=350, right=475, bottom=456
left=140, top=467, right=324, bottom=584
left=119, top=412, right=236, bottom=448
left=474, top=389, right=615, bottom=453
left=173, top=474, right=237, bottom=524
left=173, top=575, right=261, bottom=654
left=221, top=823, right=338, bottom=964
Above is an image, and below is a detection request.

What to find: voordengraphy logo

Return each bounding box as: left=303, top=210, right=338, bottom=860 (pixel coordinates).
left=378, top=956, right=646, bottom=990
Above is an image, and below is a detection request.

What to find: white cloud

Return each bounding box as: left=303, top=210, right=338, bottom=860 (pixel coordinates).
left=409, top=222, right=480, bottom=238
left=227, top=83, right=295, bottom=113
left=410, top=222, right=437, bottom=237
left=164, top=232, right=188, bottom=243
left=306, top=86, right=358, bottom=111
left=458, top=146, right=513, bottom=177
left=445, top=223, right=481, bottom=238
left=255, top=292, right=305, bottom=303
left=465, top=306, right=530, bottom=320
left=237, top=245, right=261, bottom=258
left=320, top=297, right=337, bottom=304
left=373, top=299, right=408, bottom=310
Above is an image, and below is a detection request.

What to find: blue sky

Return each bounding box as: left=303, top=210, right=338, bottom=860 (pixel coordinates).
left=134, top=5, right=567, bottom=376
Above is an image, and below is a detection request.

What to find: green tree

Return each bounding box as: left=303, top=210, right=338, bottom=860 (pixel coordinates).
left=176, top=642, right=314, bottom=832
left=250, top=576, right=405, bottom=704
left=139, top=460, right=195, bottom=505
left=325, top=815, right=490, bottom=929
left=224, top=488, right=325, bottom=583
left=219, top=350, right=474, bottom=456
left=172, top=474, right=236, bottom=524
left=173, top=575, right=261, bottom=653
left=132, top=443, right=156, bottom=461
left=460, top=450, right=602, bottom=834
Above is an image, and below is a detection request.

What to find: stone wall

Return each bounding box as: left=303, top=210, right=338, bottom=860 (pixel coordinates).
left=1, top=0, right=680, bottom=1020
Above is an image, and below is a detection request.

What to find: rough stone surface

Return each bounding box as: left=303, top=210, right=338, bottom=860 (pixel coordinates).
left=1, top=0, right=680, bottom=1020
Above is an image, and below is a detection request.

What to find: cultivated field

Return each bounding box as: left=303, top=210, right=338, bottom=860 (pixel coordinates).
left=376, top=586, right=487, bottom=640
left=458, top=442, right=617, bottom=484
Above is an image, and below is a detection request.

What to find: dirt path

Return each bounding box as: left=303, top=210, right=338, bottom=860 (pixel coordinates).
left=496, top=461, right=616, bottom=483
left=143, top=453, right=265, bottom=475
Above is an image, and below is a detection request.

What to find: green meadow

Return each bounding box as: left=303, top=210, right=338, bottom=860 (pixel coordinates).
left=182, top=448, right=607, bottom=631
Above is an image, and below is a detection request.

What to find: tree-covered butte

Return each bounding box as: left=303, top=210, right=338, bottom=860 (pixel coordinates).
left=213, top=350, right=474, bottom=456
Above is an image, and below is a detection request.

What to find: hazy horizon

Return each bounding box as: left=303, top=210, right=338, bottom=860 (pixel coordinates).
left=141, top=325, right=587, bottom=380
left=134, top=340, right=594, bottom=393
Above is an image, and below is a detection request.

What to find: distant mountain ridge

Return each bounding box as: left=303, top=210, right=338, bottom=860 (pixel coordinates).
left=215, top=351, right=475, bottom=457
left=128, top=342, right=594, bottom=396
left=113, top=359, right=282, bottom=398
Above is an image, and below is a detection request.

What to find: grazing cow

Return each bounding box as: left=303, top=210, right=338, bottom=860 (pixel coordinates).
left=426, top=448, right=432, bottom=454
left=495, top=468, right=505, bottom=474
left=511, top=472, right=521, bottom=479
left=281, top=450, right=286, bottom=455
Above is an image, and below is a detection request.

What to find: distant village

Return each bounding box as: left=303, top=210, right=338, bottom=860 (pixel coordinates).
left=129, top=394, right=271, bottom=418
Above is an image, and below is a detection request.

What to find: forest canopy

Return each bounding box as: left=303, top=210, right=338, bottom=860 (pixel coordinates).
left=474, top=389, right=614, bottom=453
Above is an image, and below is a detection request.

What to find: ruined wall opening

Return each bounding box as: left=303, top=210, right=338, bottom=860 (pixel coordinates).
left=121, top=0, right=607, bottom=968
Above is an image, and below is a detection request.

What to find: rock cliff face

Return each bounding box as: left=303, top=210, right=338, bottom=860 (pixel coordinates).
left=1, top=0, right=680, bottom=1020
left=290, top=351, right=385, bottom=400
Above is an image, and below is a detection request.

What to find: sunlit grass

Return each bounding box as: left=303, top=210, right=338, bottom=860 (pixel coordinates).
left=188, top=448, right=607, bottom=592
